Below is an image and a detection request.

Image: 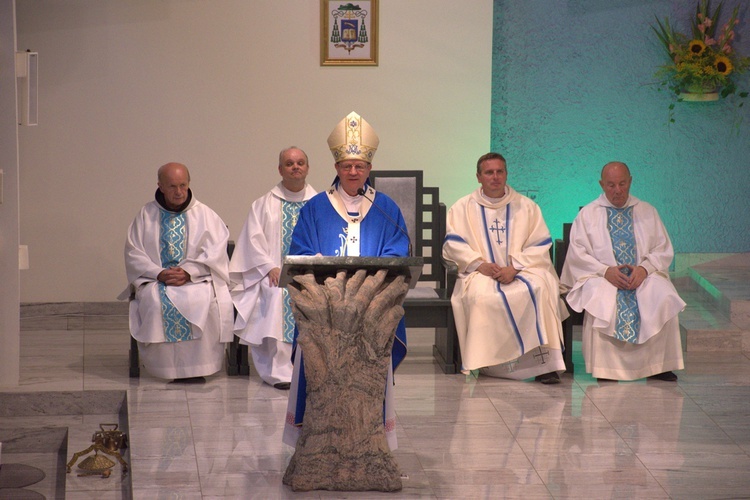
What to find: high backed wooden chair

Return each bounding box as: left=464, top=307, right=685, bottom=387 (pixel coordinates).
left=223, top=243, right=249, bottom=376
left=555, top=222, right=579, bottom=373
left=369, top=170, right=460, bottom=373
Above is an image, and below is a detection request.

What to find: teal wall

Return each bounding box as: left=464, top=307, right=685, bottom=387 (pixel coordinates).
left=491, top=0, right=750, bottom=253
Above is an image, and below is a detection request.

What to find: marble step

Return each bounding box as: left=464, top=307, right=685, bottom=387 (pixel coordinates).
left=687, top=253, right=750, bottom=330
left=676, top=281, right=745, bottom=351
left=674, top=254, right=750, bottom=352
left=21, top=302, right=128, bottom=331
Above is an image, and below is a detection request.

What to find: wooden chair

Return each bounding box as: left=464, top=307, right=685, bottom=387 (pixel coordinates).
left=223, top=243, right=251, bottom=377
left=554, top=222, right=580, bottom=373
left=369, top=170, right=460, bottom=374
left=129, top=330, right=139, bottom=378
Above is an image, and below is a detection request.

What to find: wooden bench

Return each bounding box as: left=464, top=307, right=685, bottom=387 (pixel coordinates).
left=369, top=170, right=460, bottom=374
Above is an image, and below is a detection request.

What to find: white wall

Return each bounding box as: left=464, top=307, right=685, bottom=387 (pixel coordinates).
left=15, top=0, right=492, bottom=302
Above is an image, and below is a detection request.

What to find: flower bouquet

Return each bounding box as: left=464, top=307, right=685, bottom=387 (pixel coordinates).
left=652, top=0, right=749, bottom=105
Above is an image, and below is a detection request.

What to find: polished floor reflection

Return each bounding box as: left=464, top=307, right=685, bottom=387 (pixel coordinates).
left=3, top=321, right=750, bottom=499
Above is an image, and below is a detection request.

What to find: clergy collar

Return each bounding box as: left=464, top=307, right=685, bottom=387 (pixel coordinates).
left=278, top=182, right=308, bottom=202
left=598, top=193, right=637, bottom=209
left=480, top=186, right=509, bottom=203
left=337, top=183, right=363, bottom=213
left=155, top=188, right=193, bottom=213
left=331, top=175, right=372, bottom=192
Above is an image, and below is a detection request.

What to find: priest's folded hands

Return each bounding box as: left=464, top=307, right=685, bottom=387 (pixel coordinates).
left=476, top=261, right=519, bottom=285
left=604, top=264, right=647, bottom=290
left=157, top=267, right=190, bottom=286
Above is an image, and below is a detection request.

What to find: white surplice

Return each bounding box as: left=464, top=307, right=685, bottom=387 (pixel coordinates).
left=229, top=183, right=316, bottom=385
left=560, top=194, right=685, bottom=380
left=443, top=186, right=566, bottom=379
left=119, top=196, right=234, bottom=379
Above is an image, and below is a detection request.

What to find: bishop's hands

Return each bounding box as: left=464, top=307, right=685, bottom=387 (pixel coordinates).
left=605, top=264, right=647, bottom=290
left=157, top=266, right=191, bottom=286
left=477, top=262, right=519, bottom=285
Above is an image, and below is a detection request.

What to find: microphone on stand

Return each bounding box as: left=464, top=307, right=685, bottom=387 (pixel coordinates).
left=357, top=187, right=412, bottom=257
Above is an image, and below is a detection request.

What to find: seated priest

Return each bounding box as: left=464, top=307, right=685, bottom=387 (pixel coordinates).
left=442, top=152, right=566, bottom=384
left=119, top=162, right=234, bottom=382
left=282, top=111, right=409, bottom=450
left=229, top=147, right=317, bottom=390
left=560, top=161, right=685, bottom=382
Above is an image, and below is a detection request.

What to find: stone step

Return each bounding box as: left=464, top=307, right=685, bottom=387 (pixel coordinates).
left=687, top=253, right=750, bottom=330
left=674, top=253, right=750, bottom=352
left=675, top=279, right=744, bottom=351
left=20, top=302, right=128, bottom=331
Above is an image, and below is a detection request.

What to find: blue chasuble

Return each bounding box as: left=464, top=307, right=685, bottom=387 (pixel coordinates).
left=158, top=208, right=193, bottom=342
left=290, top=184, right=409, bottom=258
left=607, top=206, right=641, bottom=343
left=288, top=179, right=409, bottom=426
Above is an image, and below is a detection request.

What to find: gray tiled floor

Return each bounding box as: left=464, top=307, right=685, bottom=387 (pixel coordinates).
left=3, top=325, right=750, bottom=499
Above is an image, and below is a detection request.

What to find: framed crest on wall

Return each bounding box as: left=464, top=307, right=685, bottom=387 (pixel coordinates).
left=321, top=0, right=378, bottom=66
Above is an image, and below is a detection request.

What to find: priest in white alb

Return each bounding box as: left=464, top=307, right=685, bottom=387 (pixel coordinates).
left=119, top=162, right=234, bottom=382
left=443, top=152, right=566, bottom=384
left=229, top=147, right=317, bottom=390
left=560, top=161, right=685, bottom=382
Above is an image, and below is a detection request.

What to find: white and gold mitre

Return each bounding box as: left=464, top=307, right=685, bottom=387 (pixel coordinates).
left=327, top=111, right=379, bottom=163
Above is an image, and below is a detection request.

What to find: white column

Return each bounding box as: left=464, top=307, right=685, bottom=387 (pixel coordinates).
left=0, top=0, right=21, bottom=388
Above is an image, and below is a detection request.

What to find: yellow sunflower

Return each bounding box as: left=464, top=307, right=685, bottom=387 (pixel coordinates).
left=714, top=55, right=733, bottom=75
left=688, top=39, right=706, bottom=56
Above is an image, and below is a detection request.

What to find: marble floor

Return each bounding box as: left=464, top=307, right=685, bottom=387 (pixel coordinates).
left=2, top=323, right=750, bottom=500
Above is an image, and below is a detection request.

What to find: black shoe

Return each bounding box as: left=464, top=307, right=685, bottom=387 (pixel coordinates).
left=648, top=371, right=678, bottom=382
left=171, top=376, right=206, bottom=384
left=535, top=372, right=561, bottom=385
left=596, top=378, right=617, bottom=382
left=273, top=382, right=291, bottom=390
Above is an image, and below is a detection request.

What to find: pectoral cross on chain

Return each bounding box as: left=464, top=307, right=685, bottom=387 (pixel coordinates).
left=489, top=218, right=506, bottom=244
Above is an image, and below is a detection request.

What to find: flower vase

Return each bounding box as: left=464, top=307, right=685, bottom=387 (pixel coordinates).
left=680, top=83, right=719, bottom=102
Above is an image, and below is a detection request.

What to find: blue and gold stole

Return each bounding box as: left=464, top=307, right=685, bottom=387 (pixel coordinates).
left=158, top=209, right=193, bottom=342
left=280, top=199, right=307, bottom=343
left=607, top=206, right=640, bottom=343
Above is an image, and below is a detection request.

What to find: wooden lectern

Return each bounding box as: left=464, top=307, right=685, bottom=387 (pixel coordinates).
left=280, top=255, right=422, bottom=492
